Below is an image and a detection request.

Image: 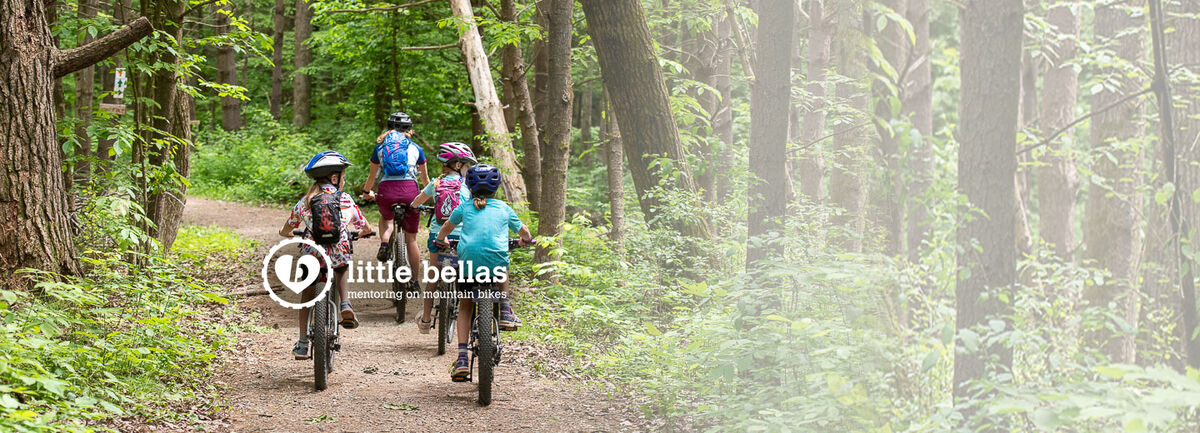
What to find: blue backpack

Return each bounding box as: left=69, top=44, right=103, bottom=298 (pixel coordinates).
left=379, top=132, right=413, bottom=178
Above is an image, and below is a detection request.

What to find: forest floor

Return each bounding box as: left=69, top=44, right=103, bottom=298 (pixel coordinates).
left=181, top=197, right=645, bottom=433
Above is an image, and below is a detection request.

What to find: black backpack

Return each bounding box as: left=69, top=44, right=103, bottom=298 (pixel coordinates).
left=310, top=187, right=342, bottom=247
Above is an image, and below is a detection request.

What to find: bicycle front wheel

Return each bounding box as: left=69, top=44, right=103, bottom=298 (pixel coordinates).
left=312, top=299, right=331, bottom=391
left=476, top=295, right=496, bottom=406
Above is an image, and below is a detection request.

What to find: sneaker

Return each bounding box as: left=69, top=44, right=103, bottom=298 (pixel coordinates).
left=499, top=303, right=521, bottom=332
left=418, top=316, right=433, bottom=334
left=293, top=341, right=310, bottom=360
left=450, top=355, right=470, bottom=382
left=376, top=243, right=391, bottom=262
left=340, top=305, right=359, bottom=329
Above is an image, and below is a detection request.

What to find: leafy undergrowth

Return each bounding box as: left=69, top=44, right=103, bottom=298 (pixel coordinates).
left=0, top=226, right=258, bottom=432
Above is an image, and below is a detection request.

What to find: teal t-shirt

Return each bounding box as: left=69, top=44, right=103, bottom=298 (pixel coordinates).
left=422, top=174, right=470, bottom=238
left=448, top=199, right=523, bottom=272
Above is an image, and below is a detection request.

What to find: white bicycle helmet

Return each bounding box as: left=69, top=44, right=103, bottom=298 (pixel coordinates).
left=436, top=142, right=477, bottom=165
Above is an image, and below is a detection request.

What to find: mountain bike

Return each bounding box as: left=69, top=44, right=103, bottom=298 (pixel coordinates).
left=440, top=238, right=528, bottom=406
left=295, top=229, right=372, bottom=391
left=388, top=203, right=434, bottom=323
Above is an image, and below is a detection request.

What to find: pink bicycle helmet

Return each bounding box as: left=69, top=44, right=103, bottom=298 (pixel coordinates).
left=436, top=142, right=477, bottom=165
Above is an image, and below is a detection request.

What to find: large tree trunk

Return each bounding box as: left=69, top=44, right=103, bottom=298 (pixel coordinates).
left=1037, top=0, right=1082, bottom=261
left=580, top=0, right=709, bottom=238
left=954, top=0, right=1022, bottom=422
left=292, top=0, right=313, bottom=127
left=604, top=92, right=626, bottom=251
left=501, top=0, right=542, bottom=213
left=828, top=1, right=868, bottom=253
left=270, top=0, right=287, bottom=119
left=72, top=0, right=100, bottom=182
left=1082, top=1, right=1144, bottom=363
left=450, top=0, right=528, bottom=205
left=532, top=0, right=550, bottom=136
left=0, top=0, right=151, bottom=280
left=746, top=0, right=795, bottom=266
left=796, top=0, right=833, bottom=203
left=535, top=0, right=574, bottom=267
left=904, top=0, right=933, bottom=261
left=140, top=0, right=191, bottom=248
left=216, top=4, right=242, bottom=131
left=1162, top=0, right=1200, bottom=367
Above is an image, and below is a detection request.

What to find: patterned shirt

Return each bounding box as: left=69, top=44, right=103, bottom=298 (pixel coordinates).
left=285, top=185, right=367, bottom=268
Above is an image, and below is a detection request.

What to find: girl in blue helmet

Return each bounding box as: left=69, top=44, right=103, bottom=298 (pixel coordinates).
left=279, top=151, right=373, bottom=360
left=434, top=164, right=532, bottom=382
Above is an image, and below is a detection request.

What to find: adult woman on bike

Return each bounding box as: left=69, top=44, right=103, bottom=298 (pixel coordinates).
left=279, top=151, right=372, bottom=359
left=362, top=112, right=429, bottom=275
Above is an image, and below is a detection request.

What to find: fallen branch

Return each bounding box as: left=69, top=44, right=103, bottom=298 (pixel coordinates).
left=788, top=121, right=872, bottom=154
left=1016, top=86, right=1152, bottom=155
left=326, top=0, right=437, bottom=14
left=400, top=42, right=460, bottom=51
left=54, top=17, right=153, bottom=78
left=224, top=287, right=270, bottom=298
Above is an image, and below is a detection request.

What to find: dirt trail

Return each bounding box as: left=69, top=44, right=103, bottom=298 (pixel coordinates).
left=183, top=197, right=639, bottom=432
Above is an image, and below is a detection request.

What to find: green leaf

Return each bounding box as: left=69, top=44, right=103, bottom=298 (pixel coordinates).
left=1096, top=365, right=1128, bottom=379
left=1124, top=417, right=1146, bottom=433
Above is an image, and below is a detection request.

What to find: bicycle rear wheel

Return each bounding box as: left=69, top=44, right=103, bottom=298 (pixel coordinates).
left=475, top=295, right=496, bottom=406
left=391, top=220, right=407, bottom=323
left=437, top=286, right=450, bottom=356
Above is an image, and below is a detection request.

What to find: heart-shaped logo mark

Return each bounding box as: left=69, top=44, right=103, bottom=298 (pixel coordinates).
left=275, top=254, right=321, bottom=294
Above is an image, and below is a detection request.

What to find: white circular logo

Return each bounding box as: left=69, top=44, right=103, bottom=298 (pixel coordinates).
left=261, top=238, right=334, bottom=309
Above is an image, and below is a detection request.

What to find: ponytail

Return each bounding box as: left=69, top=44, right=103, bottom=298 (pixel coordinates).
left=472, top=190, right=493, bottom=210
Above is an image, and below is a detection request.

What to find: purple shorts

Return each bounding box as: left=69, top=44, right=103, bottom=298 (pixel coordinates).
left=378, top=180, right=421, bottom=234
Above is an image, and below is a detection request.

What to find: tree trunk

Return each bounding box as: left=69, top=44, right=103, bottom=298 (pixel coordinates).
left=140, top=0, right=191, bottom=248
left=604, top=92, right=626, bottom=251
left=746, top=0, right=795, bottom=266
left=1083, top=1, right=1144, bottom=364
left=954, top=0, right=1021, bottom=421
left=905, top=0, right=933, bottom=261
left=293, top=0, right=313, bottom=127
left=828, top=1, right=868, bottom=253
left=216, top=5, right=242, bottom=131
left=0, top=0, right=151, bottom=280
left=1161, top=0, right=1200, bottom=367
left=579, top=87, right=593, bottom=162
left=532, top=1, right=550, bottom=135
left=580, top=0, right=709, bottom=238
left=95, top=0, right=130, bottom=176
left=1036, top=0, right=1081, bottom=261
left=874, top=0, right=907, bottom=256
left=501, top=0, right=542, bottom=213
left=535, top=0, right=574, bottom=268
left=72, top=0, right=100, bottom=183
left=450, top=0, right=528, bottom=205
left=796, top=0, right=833, bottom=203
left=270, top=0, right=287, bottom=119
left=712, top=10, right=735, bottom=201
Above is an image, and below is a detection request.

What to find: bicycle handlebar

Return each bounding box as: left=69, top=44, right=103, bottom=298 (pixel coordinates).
left=437, top=238, right=530, bottom=251
left=292, top=230, right=374, bottom=241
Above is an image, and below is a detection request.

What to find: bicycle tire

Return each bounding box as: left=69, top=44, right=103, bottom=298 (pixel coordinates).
left=476, top=295, right=496, bottom=406
left=312, top=299, right=330, bottom=391
left=391, top=220, right=407, bottom=324
left=437, top=284, right=450, bottom=356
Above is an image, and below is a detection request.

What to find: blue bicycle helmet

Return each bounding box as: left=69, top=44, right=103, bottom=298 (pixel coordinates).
left=304, top=151, right=353, bottom=179
left=465, top=164, right=502, bottom=195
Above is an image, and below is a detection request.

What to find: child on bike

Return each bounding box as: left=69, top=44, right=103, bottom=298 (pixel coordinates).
left=362, top=112, right=429, bottom=275
left=279, top=151, right=373, bottom=360
left=409, top=143, right=476, bottom=334
left=434, top=164, right=532, bottom=382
